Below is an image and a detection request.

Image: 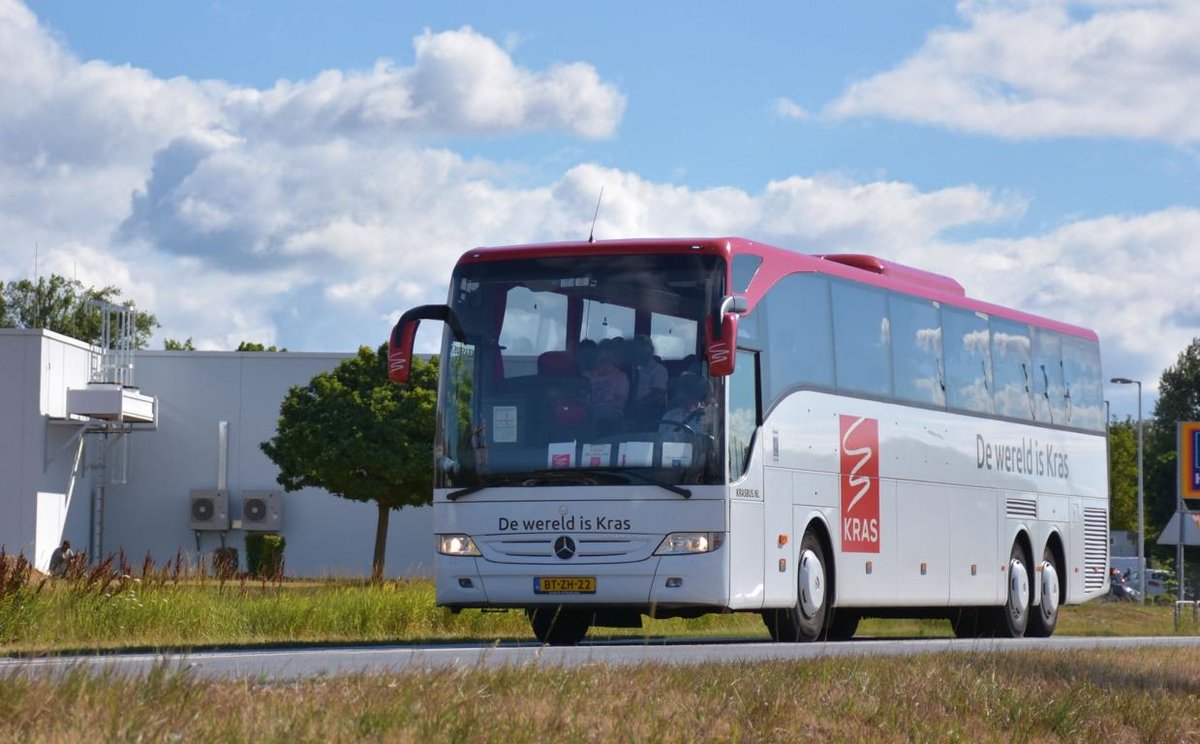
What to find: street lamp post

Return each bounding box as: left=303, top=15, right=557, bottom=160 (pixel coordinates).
left=1111, top=377, right=1145, bottom=603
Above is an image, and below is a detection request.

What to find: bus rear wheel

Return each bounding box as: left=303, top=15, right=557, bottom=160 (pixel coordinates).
left=1026, top=546, right=1060, bottom=638
left=763, top=530, right=831, bottom=642
left=527, top=606, right=590, bottom=645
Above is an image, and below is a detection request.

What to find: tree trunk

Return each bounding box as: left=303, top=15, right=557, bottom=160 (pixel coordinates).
left=371, top=500, right=390, bottom=584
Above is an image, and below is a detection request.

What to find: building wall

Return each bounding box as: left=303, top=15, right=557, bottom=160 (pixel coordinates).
left=0, top=329, right=97, bottom=569
left=103, top=351, right=435, bottom=578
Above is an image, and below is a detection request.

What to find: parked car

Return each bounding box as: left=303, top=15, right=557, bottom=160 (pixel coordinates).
left=1142, top=569, right=1171, bottom=597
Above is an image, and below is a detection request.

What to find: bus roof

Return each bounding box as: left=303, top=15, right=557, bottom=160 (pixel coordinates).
left=457, top=237, right=1098, bottom=342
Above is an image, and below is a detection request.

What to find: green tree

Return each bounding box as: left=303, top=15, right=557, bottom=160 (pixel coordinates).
left=1146, top=338, right=1200, bottom=535
left=237, top=341, right=287, bottom=352
left=261, top=345, right=437, bottom=582
left=0, top=274, right=157, bottom=348
left=163, top=337, right=196, bottom=351
left=1108, top=417, right=1139, bottom=533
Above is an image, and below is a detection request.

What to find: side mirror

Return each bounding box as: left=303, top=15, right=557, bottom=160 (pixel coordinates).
left=388, top=304, right=459, bottom=384
left=704, top=294, right=748, bottom=377
left=704, top=313, right=739, bottom=377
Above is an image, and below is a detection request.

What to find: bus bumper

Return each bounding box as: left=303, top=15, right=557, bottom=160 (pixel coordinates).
left=436, top=549, right=730, bottom=611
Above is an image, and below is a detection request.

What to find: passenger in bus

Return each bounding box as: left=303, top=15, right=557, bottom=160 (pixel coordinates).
left=627, top=336, right=668, bottom=428
left=660, top=373, right=711, bottom=433
left=577, top=339, right=599, bottom=373
left=585, top=344, right=629, bottom=434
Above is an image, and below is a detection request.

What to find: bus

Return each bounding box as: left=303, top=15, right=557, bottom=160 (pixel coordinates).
left=388, top=237, right=1109, bottom=644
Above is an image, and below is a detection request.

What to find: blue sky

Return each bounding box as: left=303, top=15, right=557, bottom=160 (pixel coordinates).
left=7, top=0, right=1200, bottom=417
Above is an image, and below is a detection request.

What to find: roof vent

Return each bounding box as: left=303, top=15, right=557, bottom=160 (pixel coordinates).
left=819, top=254, right=966, bottom=297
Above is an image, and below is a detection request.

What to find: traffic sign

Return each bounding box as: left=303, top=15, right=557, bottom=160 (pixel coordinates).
left=1182, top=422, right=1200, bottom=499
left=1158, top=511, right=1200, bottom=547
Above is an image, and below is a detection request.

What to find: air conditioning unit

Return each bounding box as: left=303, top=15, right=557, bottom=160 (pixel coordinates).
left=242, top=490, right=283, bottom=532
left=189, top=489, right=230, bottom=531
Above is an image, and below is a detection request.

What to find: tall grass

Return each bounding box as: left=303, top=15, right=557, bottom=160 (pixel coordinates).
left=3, top=648, right=1199, bottom=741
left=1, top=548, right=1197, bottom=653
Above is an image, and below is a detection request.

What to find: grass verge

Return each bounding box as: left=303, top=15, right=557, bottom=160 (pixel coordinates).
left=3, top=566, right=1198, bottom=654
left=4, top=550, right=1198, bottom=652
left=3, top=647, right=1199, bottom=741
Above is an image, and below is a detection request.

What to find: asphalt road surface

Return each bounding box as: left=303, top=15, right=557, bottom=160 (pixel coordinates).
left=4, top=635, right=1200, bottom=680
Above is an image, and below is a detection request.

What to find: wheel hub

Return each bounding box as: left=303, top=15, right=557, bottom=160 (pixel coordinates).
left=1009, top=558, right=1030, bottom=616
left=798, top=548, right=825, bottom=618
left=1040, top=560, right=1059, bottom=617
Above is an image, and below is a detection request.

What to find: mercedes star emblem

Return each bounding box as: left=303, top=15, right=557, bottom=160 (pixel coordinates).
left=553, top=535, right=576, bottom=560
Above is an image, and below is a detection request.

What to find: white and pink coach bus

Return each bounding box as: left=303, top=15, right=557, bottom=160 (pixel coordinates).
left=388, top=238, right=1109, bottom=644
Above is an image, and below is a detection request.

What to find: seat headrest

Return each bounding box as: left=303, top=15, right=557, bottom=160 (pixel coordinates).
left=538, top=351, right=575, bottom=376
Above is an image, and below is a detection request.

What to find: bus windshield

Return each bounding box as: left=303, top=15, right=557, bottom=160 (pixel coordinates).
left=435, top=252, right=727, bottom=490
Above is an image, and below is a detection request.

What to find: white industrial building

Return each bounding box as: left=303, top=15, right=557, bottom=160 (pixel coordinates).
left=0, top=327, right=434, bottom=577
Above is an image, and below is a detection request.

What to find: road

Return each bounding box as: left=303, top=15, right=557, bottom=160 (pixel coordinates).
left=4, top=635, right=1200, bottom=680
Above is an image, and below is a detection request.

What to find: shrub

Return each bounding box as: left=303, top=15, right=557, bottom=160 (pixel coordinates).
left=245, top=534, right=285, bottom=580
left=212, top=548, right=240, bottom=580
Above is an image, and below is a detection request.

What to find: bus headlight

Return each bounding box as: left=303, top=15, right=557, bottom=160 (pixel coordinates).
left=654, top=532, right=725, bottom=555
left=437, top=534, right=481, bottom=556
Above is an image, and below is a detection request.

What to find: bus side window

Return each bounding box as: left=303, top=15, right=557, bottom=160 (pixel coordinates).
left=942, top=307, right=993, bottom=414
left=990, top=318, right=1034, bottom=421
left=1032, top=329, right=1065, bottom=424
left=831, top=280, right=892, bottom=397
left=1062, top=335, right=1104, bottom=431
left=889, top=293, right=945, bottom=407
left=731, top=254, right=763, bottom=293
left=760, top=273, right=832, bottom=407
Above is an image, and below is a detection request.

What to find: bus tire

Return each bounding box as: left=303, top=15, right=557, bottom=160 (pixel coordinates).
left=1026, top=546, right=1060, bottom=638
left=767, top=530, right=831, bottom=642
left=826, top=609, right=859, bottom=641
left=950, top=608, right=984, bottom=638
left=988, top=541, right=1032, bottom=638
left=527, top=606, right=590, bottom=646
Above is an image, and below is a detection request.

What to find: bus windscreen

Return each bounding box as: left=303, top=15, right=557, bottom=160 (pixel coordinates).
left=434, top=252, right=727, bottom=490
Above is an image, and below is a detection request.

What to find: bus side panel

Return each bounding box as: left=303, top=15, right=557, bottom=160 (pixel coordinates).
left=948, top=485, right=1000, bottom=604
left=895, top=481, right=950, bottom=606
left=762, top=466, right=794, bottom=607
left=728, top=499, right=764, bottom=609
left=728, top=443, right=766, bottom=610
left=834, top=478, right=899, bottom=608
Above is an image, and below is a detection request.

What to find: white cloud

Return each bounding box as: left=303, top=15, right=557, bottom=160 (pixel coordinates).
left=827, top=0, right=1200, bottom=142
left=2, top=0, right=1197, bottom=405
left=223, top=27, right=625, bottom=142
left=916, top=208, right=1200, bottom=396
left=0, top=0, right=626, bottom=348
left=774, top=97, right=809, bottom=121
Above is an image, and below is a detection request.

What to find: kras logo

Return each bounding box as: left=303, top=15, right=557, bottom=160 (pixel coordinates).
left=840, top=415, right=880, bottom=553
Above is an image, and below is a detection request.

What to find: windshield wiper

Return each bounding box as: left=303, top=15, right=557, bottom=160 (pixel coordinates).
left=446, top=483, right=492, bottom=501
left=568, top=468, right=692, bottom=499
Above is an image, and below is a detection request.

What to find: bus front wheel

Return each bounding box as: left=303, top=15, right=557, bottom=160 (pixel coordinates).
left=527, top=606, right=590, bottom=646
left=763, top=530, right=831, bottom=642
left=989, top=541, right=1032, bottom=638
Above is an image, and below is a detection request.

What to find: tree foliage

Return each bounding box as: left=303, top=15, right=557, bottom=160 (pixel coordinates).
left=237, top=341, right=287, bottom=352
left=0, top=274, right=157, bottom=348
left=1108, top=417, right=1139, bottom=534
left=261, top=345, right=437, bottom=582
left=163, top=337, right=196, bottom=351
left=1146, top=337, right=1200, bottom=535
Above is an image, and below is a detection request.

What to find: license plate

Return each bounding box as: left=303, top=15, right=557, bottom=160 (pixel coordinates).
left=534, top=576, right=596, bottom=594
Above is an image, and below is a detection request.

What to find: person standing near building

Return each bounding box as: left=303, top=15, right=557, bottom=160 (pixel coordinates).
left=49, top=539, right=74, bottom=577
